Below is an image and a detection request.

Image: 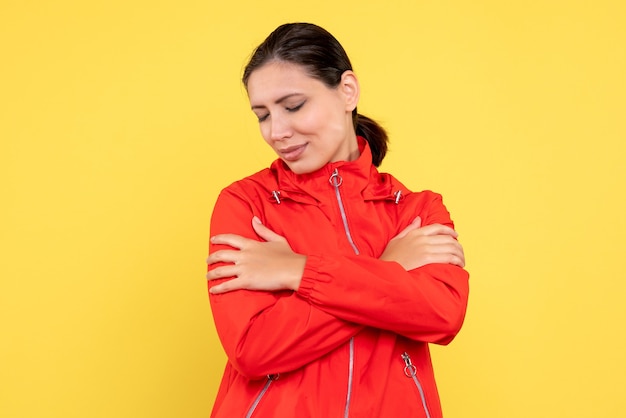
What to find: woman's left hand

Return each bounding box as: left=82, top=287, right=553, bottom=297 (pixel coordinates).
left=206, top=216, right=307, bottom=294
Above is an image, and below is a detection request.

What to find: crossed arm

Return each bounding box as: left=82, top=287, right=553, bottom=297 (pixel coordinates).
left=206, top=189, right=468, bottom=378
left=207, top=215, right=464, bottom=294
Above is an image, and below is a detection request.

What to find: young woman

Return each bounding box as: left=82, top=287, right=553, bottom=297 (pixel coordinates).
left=206, top=22, right=469, bottom=418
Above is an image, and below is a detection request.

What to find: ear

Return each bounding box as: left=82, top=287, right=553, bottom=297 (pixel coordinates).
left=339, top=70, right=360, bottom=112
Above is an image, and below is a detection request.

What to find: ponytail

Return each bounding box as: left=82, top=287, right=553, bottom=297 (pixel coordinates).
left=354, top=113, right=388, bottom=167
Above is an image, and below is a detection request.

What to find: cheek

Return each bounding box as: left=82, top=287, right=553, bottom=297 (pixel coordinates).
left=259, top=124, right=272, bottom=143
left=299, top=105, right=338, bottom=135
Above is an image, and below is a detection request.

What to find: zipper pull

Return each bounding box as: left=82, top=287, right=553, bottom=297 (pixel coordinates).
left=393, top=190, right=402, bottom=204
left=329, top=169, right=343, bottom=187
left=271, top=190, right=281, bottom=204
left=401, top=352, right=417, bottom=378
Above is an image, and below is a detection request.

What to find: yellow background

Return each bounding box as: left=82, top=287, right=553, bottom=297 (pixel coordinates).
left=2, top=0, right=625, bottom=417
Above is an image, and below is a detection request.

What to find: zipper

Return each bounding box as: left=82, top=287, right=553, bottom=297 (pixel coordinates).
left=244, top=374, right=279, bottom=418
left=329, top=169, right=360, bottom=255
left=401, top=352, right=431, bottom=418
left=329, top=168, right=358, bottom=418
left=344, top=337, right=354, bottom=418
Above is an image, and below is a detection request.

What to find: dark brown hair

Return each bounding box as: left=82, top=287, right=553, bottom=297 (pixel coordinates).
left=242, top=23, right=388, bottom=166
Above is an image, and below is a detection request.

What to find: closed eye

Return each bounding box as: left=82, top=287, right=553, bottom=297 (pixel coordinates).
left=254, top=100, right=305, bottom=122
left=286, top=101, right=305, bottom=112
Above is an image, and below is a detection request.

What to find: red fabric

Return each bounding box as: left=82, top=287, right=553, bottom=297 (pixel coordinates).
left=208, top=138, right=469, bottom=418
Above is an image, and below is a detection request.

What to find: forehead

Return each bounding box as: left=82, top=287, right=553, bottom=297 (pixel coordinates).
left=246, top=61, right=327, bottom=104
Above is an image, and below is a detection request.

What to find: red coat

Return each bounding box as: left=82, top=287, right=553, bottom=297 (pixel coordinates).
left=208, top=139, right=469, bottom=418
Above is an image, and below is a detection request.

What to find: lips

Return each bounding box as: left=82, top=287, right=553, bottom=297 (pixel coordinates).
left=278, top=143, right=307, bottom=161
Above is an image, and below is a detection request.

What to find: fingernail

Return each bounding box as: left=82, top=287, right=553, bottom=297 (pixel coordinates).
left=252, top=216, right=261, bottom=224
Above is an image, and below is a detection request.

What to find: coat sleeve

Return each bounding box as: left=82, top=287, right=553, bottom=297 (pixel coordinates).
left=208, top=186, right=363, bottom=380
left=296, top=192, right=470, bottom=345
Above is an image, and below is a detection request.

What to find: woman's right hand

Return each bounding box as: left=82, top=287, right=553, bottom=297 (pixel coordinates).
left=379, top=217, right=465, bottom=271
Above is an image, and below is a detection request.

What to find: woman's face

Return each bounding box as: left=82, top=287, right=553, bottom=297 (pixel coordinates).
left=246, top=61, right=360, bottom=174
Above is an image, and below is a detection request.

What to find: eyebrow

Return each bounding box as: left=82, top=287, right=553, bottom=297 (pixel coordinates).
left=251, top=93, right=303, bottom=110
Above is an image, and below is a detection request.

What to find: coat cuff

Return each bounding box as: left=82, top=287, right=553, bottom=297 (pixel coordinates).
left=296, top=254, right=327, bottom=300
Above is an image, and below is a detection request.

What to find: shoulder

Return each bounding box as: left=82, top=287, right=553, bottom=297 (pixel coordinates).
left=218, top=167, right=278, bottom=202
left=210, top=168, right=280, bottom=230
left=378, top=171, right=452, bottom=226
left=378, top=171, right=443, bottom=203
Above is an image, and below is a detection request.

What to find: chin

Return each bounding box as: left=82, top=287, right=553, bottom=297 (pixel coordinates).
left=283, top=158, right=324, bottom=175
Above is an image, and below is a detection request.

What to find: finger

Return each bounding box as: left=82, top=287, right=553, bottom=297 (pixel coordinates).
left=210, top=278, right=248, bottom=294
left=206, top=249, right=241, bottom=265
left=394, top=216, right=422, bottom=240
left=450, top=250, right=465, bottom=267
left=429, top=245, right=465, bottom=266
left=447, top=254, right=466, bottom=268
left=206, top=265, right=239, bottom=280
left=252, top=216, right=286, bottom=243
left=210, top=233, right=253, bottom=249
left=416, top=223, right=458, bottom=238
left=427, top=242, right=465, bottom=257
left=414, top=234, right=460, bottom=246
left=456, top=247, right=466, bottom=267
left=422, top=251, right=465, bottom=267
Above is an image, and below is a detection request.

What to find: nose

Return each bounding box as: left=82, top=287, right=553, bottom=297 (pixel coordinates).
left=268, top=114, right=292, bottom=141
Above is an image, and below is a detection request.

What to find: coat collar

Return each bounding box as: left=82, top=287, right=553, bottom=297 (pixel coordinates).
left=267, top=137, right=410, bottom=204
